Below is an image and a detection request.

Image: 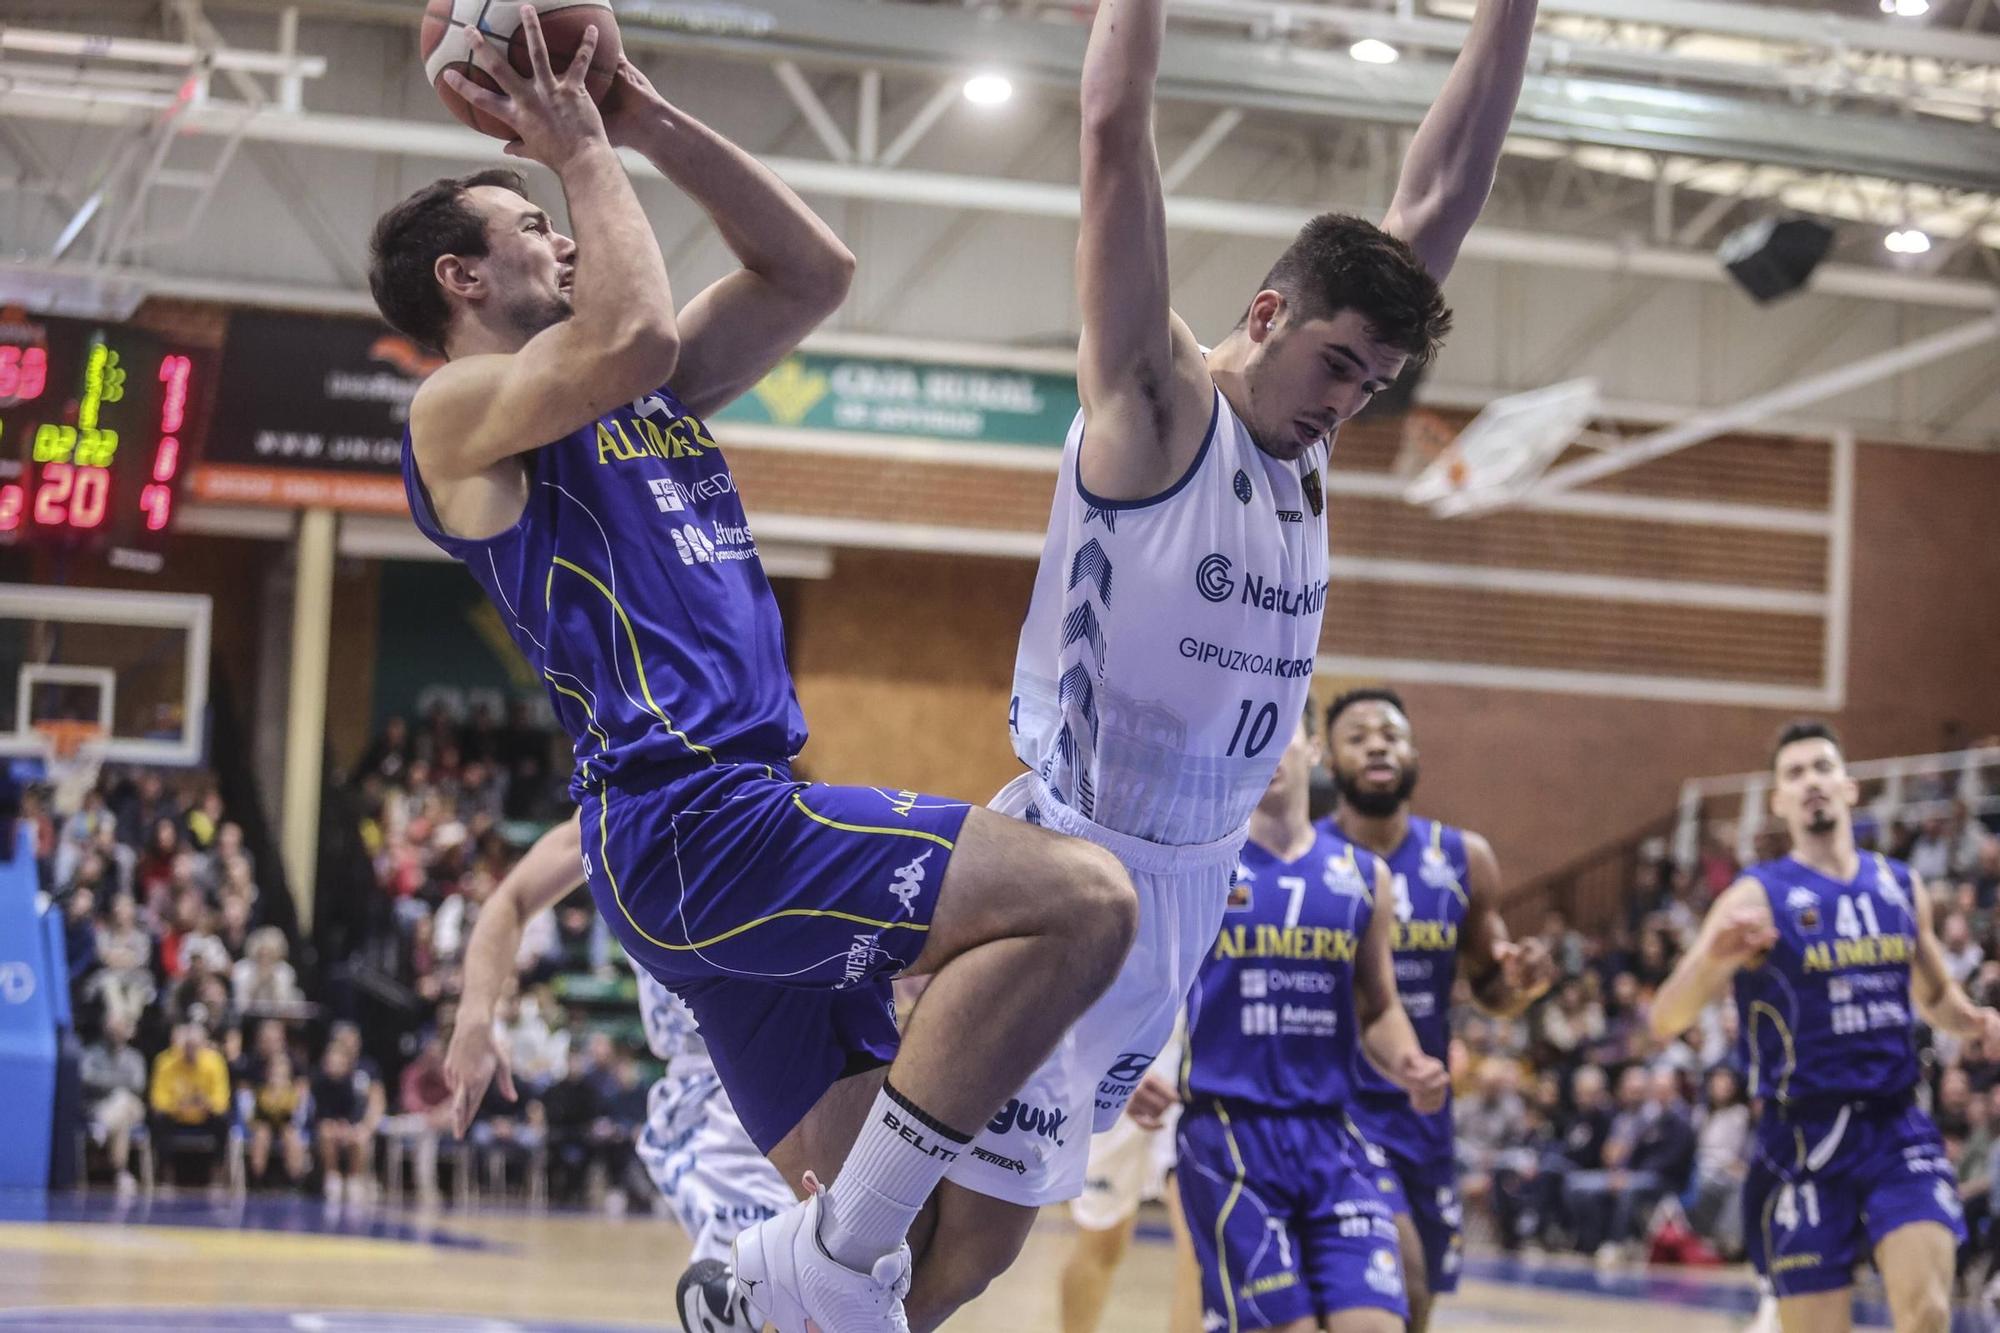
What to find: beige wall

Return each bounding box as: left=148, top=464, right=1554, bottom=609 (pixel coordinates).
left=784, top=440, right=2000, bottom=886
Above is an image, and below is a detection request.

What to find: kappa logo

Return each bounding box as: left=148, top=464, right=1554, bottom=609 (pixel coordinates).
left=1787, top=886, right=1822, bottom=932
left=1365, top=1247, right=1403, bottom=1296
left=671, top=525, right=718, bottom=565
left=889, top=850, right=933, bottom=916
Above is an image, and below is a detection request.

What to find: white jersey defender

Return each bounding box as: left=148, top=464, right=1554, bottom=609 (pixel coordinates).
left=948, top=384, right=1331, bottom=1207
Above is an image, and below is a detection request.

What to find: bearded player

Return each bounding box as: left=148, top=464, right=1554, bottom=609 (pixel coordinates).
left=385, top=16, right=1140, bottom=1331
left=1652, top=721, right=2000, bottom=1333
left=1322, top=688, right=1555, bottom=1332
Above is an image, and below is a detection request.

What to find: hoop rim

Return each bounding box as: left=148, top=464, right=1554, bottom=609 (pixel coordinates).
left=30, top=718, right=110, bottom=763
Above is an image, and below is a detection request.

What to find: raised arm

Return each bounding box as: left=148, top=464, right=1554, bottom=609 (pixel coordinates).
left=1358, top=860, right=1450, bottom=1113
left=1379, top=0, right=1540, bottom=281
left=1458, top=832, right=1556, bottom=1019
left=1911, top=870, right=2000, bottom=1043
left=1075, top=0, right=1213, bottom=498
left=1648, top=877, right=1774, bottom=1041
left=410, top=13, right=680, bottom=484
left=600, top=60, right=855, bottom=418
left=443, top=812, right=586, bottom=1134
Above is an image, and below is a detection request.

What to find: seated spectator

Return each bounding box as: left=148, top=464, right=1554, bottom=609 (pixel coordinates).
left=1456, top=1057, right=1528, bottom=1216
left=381, top=1030, right=455, bottom=1205
left=80, top=1013, right=148, bottom=1194
left=59, top=885, right=98, bottom=990
left=90, top=891, right=157, bottom=1029
left=311, top=1040, right=384, bottom=1202
left=1941, top=910, right=1984, bottom=988
left=540, top=1048, right=605, bottom=1205
left=134, top=817, right=182, bottom=904
left=1687, top=1066, right=1751, bottom=1258
left=232, top=926, right=301, bottom=1014
left=1538, top=977, right=1603, bottom=1071
left=1560, top=1056, right=1656, bottom=1256
left=183, top=788, right=226, bottom=851
left=148, top=1014, right=231, bottom=1187
left=215, top=890, right=253, bottom=961
left=248, top=1050, right=309, bottom=1189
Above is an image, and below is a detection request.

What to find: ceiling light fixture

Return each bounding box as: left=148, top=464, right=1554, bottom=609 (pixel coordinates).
left=962, top=73, right=1014, bottom=106
left=1884, top=228, right=1932, bottom=254
left=1349, top=38, right=1400, bottom=64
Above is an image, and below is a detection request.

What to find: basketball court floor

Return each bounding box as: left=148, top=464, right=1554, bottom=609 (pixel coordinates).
left=0, top=1189, right=1956, bottom=1332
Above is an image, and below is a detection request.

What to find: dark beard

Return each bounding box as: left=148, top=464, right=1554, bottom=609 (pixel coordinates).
left=1334, top=762, right=1419, bottom=818
left=1805, top=809, right=1839, bottom=836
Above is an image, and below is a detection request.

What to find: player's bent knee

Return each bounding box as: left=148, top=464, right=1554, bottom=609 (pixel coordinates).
left=1062, top=842, right=1138, bottom=961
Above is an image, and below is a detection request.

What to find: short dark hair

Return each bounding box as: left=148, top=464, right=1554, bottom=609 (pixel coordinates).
left=1324, top=686, right=1407, bottom=735
left=1772, top=719, right=1842, bottom=770
left=1252, top=213, right=1452, bottom=367
left=368, top=168, right=528, bottom=355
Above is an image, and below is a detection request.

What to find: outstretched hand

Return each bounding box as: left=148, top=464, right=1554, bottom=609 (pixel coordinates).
left=443, top=1015, right=516, bottom=1137
left=1397, top=1051, right=1451, bottom=1115
left=1494, top=936, right=1558, bottom=1003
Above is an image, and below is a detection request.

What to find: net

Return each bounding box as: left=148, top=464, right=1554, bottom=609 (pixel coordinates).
left=1403, top=378, right=1601, bottom=517
left=32, top=719, right=107, bottom=818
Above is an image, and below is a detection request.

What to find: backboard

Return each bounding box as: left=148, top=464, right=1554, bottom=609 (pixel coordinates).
left=0, top=584, right=209, bottom=773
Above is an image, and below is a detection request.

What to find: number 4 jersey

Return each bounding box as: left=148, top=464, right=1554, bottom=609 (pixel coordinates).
left=1733, top=852, right=1922, bottom=1110
left=1009, top=387, right=1331, bottom=848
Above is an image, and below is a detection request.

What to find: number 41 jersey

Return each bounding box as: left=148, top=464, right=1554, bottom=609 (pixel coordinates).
left=1009, top=387, right=1331, bottom=848
left=1733, top=853, right=1921, bottom=1110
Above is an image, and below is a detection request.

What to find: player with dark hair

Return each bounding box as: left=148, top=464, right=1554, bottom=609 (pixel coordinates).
left=1653, top=722, right=2000, bottom=1333
left=1176, top=709, right=1449, bottom=1333
left=379, top=15, right=1139, bottom=1332
left=1321, top=687, right=1555, bottom=1332
left=865, top=1, right=1541, bottom=1325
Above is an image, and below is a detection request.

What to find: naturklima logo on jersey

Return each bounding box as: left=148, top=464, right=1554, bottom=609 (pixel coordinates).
left=1194, top=553, right=1327, bottom=617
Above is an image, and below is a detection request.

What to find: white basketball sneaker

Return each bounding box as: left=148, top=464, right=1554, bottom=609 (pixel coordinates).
left=731, top=1174, right=913, bottom=1333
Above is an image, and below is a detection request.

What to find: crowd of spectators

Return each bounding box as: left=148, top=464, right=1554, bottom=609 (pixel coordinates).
left=23, top=711, right=2000, bottom=1287
left=1447, top=794, right=2000, bottom=1285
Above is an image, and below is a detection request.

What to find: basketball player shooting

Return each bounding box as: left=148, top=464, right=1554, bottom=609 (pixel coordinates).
left=1651, top=722, right=2000, bottom=1333
left=849, top=0, right=1542, bottom=1326
left=370, top=12, right=1140, bottom=1331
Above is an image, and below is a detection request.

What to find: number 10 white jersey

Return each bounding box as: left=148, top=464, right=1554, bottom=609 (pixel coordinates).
left=1009, top=385, right=1331, bottom=849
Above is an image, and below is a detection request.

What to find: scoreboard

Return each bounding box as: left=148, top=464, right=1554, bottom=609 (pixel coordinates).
left=0, top=314, right=212, bottom=569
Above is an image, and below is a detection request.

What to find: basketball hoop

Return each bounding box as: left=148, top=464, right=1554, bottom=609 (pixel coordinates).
left=1403, top=379, right=1601, bottom=518
left=32, top=719, right=108, bottom=817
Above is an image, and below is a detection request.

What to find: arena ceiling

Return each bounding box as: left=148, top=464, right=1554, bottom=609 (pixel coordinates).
left=2, top=0, right=1997, bottom=446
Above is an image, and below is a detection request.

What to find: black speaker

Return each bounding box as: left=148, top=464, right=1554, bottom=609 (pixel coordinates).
left=1717, top=216, right=1835, bottom=304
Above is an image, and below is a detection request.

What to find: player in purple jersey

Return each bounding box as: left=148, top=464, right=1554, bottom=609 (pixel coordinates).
left=368, top=15, right=1138, bottom=1331
left=1320, top=689, right=1554, bottom=1332
left=1176, top=711, right=1449, bottom=1333
left=1653, top=721, right=2000, bottom=1333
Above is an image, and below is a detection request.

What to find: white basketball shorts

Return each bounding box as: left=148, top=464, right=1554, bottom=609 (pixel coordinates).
left=945, top=772, right=1238, bottom=1209
left=635, top=1064, right=796, bottom=1265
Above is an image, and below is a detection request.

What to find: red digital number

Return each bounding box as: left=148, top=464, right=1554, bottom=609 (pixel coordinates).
left=140, top=483, right=174, bottom=531
left=0, top=346, right=48, bottom=401
left=34, top=462, right=74, bottom=526
left=153, top=436, right=180, bottom=482
left=158, top=355, right=190, bottom=432
left=70, top=467, right=108, bottom=528
left=0, top=485, right=21, bottom=532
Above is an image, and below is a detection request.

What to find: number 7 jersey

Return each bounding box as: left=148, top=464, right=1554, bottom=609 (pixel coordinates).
left=1009, top=388, right=1331, bottom=847
left=1732, top=852, right=1922, bottom=1110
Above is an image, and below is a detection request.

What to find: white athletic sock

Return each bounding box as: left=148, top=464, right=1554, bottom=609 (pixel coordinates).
left=818, top=1081, right=972, bottom=1272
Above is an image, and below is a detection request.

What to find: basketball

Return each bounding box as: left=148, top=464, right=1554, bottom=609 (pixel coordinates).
left=421, top=0, right=622, bottom=141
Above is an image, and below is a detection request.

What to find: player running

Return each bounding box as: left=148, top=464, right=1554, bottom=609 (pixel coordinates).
left=1178, top=712, right=1449, bottom=1333
left=1652, top=721, right=2000, bottom=1333
left=1321, top=688, right=1555, bottom=1330
left=378, top=15, right=1138, bottom=1331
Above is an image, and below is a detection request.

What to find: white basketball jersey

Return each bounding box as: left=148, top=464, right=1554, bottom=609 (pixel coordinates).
left=1010, top=386, right=1330, bottom=847
left=634, top=962, right=711, bottom=1072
